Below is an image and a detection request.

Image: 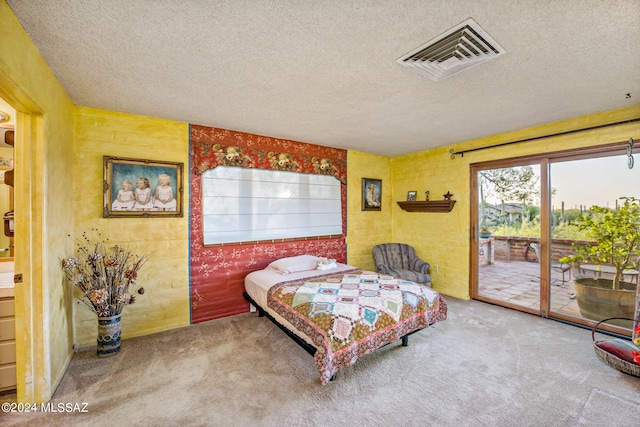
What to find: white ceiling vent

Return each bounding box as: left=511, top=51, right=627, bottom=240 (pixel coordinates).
left=397, top=18, right=505, bottom=82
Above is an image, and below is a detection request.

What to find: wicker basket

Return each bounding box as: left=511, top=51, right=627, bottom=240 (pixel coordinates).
left=592, top=317, right=640, bottom=377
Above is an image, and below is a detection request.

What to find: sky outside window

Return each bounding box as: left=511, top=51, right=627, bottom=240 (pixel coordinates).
left=551, top=154, right=639, bottom=209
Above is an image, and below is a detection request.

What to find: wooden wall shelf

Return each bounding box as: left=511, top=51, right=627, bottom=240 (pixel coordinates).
left=396, top=200, right=456, bottom=213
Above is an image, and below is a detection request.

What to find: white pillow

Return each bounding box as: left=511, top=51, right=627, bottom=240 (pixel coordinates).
left=267, top=255, right=319, bottom=275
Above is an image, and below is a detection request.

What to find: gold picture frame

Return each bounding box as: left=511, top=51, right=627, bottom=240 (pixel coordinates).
left=103, top=156, right=184, bottom=218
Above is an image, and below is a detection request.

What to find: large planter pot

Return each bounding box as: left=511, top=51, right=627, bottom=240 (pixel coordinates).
left=573, top=277, right=637, bottom=328
left=97, top=314, right=122, bottom=357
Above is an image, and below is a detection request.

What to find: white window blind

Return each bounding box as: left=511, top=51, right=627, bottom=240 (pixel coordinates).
left=202, top=166, right=342, bottom=245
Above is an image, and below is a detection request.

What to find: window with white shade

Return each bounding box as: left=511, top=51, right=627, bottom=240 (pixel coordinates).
left=201, top=166, right=342, bottom=245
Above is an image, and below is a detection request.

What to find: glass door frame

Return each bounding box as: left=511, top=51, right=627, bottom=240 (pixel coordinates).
left=470, top=141, right=637, bottom=335
left=470, top=157, right=547, bottom=317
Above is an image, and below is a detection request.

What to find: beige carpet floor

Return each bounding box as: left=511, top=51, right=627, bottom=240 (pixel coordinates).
left=2, top=297, right=639, bottom=426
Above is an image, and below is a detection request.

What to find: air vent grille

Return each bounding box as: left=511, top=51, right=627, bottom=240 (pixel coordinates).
left=397, top=18, right=505, bottom=82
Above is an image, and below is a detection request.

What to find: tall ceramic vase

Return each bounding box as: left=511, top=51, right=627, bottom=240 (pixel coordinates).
left=97, top=314, right=122, bottom=357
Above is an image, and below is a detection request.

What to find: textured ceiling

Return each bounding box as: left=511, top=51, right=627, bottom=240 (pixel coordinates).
left=6, top=0, right=640, bottom=156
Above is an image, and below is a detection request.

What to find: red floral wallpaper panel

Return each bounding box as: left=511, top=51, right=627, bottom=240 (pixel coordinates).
left=189, top=124, right=347, bottom=323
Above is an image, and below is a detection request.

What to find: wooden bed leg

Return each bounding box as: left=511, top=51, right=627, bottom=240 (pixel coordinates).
left=402, top=335, right=409, bottom=347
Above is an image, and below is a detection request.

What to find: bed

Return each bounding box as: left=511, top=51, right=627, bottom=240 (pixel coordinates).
left=243, top=255, right=448, bottom=384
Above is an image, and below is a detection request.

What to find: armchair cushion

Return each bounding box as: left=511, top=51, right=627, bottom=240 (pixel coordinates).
left=372, top=243, right=432, bottom=286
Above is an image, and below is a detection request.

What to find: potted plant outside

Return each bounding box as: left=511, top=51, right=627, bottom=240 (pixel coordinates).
left=479, top=228, right=493, bottom=239
left=479, top=218, right=493, bottom=238
left=561, top=197, right=640, bottom=327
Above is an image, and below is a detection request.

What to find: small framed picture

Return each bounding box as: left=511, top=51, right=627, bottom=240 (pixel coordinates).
left=362, top=178, right=382, bottom=211
left=407, top=191, right=417, bottom=201
left=103, top=156, right=184, bottom=218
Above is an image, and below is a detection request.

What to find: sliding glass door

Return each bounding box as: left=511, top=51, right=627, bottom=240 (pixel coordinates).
left=473, top=162, right=543, bottom=315
left=471, top=143, right=639, bottom=336
left=549, top=153, right=640, bottom=329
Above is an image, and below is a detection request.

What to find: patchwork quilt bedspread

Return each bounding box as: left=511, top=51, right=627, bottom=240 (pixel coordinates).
left=267, top=269, right=448, bottom=384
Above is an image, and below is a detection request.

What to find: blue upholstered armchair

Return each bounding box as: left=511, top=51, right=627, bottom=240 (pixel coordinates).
left=372, top=243, right=432, bottom=286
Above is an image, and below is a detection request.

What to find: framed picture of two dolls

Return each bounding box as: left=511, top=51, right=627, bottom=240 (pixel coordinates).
left=103, top=156, right=184, bottom=218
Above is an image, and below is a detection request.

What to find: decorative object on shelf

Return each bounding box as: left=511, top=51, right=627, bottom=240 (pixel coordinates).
left=396, top=199, right=456, bottom=213
left=424, top=191, right=430, bottom=201
left=61, top=230, right=150, bottom=357
left=407, top=191, right=417, bottom=201
left=3, top=210, right=13, bottom=237
left=627, top=137, right=634, bottom=169
left=362, top=177, right=382, bottom=211
left=3, top=169, right=13, bottom=187
left=3, top=129, right=14, bottom=147
left=0, top=157, right=12, bottom=170
left=103, top=156, right=184, bottom=218
left=443, top=191, right=453, bottom=200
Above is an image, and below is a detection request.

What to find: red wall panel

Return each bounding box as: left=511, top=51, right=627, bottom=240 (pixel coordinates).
left=189, top=124, right=347, bottom=323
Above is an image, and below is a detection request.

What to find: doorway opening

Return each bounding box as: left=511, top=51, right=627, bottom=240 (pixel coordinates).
left=471, top=144, right=640, bottom=337
left=0, top=96, right=15, bottom=394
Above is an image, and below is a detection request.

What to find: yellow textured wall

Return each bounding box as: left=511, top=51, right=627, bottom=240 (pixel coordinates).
left=391, top=145, right=468, bottom=297
left=346, top=151, right=392, bottom=271
left=391, top=105, right=640, bottom=299
left=73, top=107, right=190, bottom=346
left=0, top=0, right=76, bottom=402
